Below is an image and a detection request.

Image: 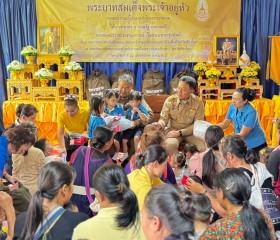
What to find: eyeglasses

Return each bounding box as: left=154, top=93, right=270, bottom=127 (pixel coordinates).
left=64, top=94, right=78, bottom=100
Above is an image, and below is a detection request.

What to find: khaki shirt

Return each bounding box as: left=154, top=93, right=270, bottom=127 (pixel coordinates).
left=118, top=91, right=154, bottom=124
left=158, top=94, right=205, bottom=136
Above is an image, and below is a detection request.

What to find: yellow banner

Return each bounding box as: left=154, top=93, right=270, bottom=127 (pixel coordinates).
left=36, top=0, right=240, bottom=62
left=270, top=37, right=280, bottom=85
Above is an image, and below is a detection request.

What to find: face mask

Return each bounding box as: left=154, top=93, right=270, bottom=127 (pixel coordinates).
left=90, top=197, right=100, bottom=213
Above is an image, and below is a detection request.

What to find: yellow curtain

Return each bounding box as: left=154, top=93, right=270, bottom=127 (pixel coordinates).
left=270, top=36, right=280, bottom=84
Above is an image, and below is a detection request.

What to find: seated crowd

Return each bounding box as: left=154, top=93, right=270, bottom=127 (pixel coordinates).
left=0, top=74, right=280, bottom=240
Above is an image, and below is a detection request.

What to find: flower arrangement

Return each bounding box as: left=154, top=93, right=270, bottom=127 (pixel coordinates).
left=64, top=61, right=82, bottom=71
left=205, top=67, right=221, bottom=79
left=249, top=61, right=261, bottom=71
left=240, top=67, right=258, bottom=79
left=193, top=62, right=207, bottom=73
left=20, top=45, right=38, bottom=56
left=7, top=60, right=24, bottom=72
left=34, top=68, right=53, bottom=79
left=58, top=46, right=74, bottom=56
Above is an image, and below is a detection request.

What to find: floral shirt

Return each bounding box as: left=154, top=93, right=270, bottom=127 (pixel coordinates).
left=200, top=211, right=275, bottom=240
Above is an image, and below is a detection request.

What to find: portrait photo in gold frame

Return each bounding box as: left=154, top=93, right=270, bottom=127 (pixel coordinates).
left=214, top=35, right=240, bottom=66
left=37, top=24, right=63, bottom=55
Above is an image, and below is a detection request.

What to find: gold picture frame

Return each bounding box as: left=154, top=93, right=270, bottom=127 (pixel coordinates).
left=37, top=24, right=63, bottom=55
left=214, top=35, right=240, bottom=66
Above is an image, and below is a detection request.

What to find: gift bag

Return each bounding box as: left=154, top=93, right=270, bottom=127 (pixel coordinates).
left=104, top=116, right=134, bottom=131
left=193, top=120, right=213, bottom=140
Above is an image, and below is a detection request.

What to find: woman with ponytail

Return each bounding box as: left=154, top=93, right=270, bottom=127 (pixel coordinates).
left=73, top=164, right=144, bottom=240
left=14, top=162, right=88, bottom=240
left=69, top=126, right=114, bottom=217
left=188, top=134, right=280, bottom=230
left=142, top=184, right=195, bottom=240
left=189, top=125, right=226, bottom=194
left=200, top=168, right=275, bottom=239
left=128, top=144, right=168, bottom=210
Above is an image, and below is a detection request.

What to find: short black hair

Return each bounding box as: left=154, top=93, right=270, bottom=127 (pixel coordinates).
left=179, top=76, right=196, bottom=90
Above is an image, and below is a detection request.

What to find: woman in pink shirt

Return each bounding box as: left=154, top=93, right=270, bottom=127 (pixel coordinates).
left=189, top=125, right=226, bottom=195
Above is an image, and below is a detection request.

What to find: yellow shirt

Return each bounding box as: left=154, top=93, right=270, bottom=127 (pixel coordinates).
left=57, top=108, right=89, bottom=134
left=72, top=207, right=145, bottom=240
left=128, top=167, right=163, bottom=211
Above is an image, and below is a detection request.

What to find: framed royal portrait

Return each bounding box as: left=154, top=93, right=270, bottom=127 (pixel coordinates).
left=214, top=35, right=240, bottom=66
left=37, top=25, right=63, bottom=55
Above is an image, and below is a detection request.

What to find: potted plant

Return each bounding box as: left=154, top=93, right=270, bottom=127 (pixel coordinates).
left=64, top=61, right=83, bottom=80
left=193, top=62, right=207, bottom=81
left=240, top=66, right=258, bottom=86
left=20, top=45, right=38, bottom=64
left=34, top=68, right=53, bottom=87
left=205, top=67, right=221, bottom=86
left=58, top=46, right=75, bottom=65
left=7, top=60, right=24, bottom=80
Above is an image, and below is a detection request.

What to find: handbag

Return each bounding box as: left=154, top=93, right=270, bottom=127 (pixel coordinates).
left=251, top=165, right=280, bottom=226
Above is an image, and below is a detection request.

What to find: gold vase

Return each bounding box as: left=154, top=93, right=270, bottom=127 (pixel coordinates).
left=10, top=71, right=22, bottom=80
left=244, top=78, right=254, bottom=86
left=25, top=55, right=35, bottom=64
left=40, top=78, right=50, bottom=87
left=207, top=77, right=217, bottom=87
left=197, top=72, right=204, bottom=81
left=70, top=71, right=78, bottom=80
left=62, top=55, right=71, bottom=65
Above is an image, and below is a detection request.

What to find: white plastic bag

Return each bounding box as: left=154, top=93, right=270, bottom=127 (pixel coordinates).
left=104, top=116, right=134, bottom=132
left=193, top=120, right=213, bottom=140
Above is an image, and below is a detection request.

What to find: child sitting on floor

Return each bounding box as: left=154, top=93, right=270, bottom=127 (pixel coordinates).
left=183, top=143, right=199, bottom=168
left=34, top=138, right=63, bottom=163
left=120, top=91, right=148, bottom=162
left=170, top=152, right=190, bottom=184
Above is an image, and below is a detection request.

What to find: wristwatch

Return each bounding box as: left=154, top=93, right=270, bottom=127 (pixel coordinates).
left=179, top=130, right=183, bottom=136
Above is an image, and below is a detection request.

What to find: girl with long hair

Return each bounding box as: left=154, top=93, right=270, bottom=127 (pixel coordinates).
left=14, top=162, right=88, bottom=240
left=73, top=164, right=144, bottom=240
left=200, top=168, right=275, bottom=239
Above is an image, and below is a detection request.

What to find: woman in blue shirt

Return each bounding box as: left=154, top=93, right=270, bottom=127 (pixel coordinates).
left=218, top=87, right=267, bottom=152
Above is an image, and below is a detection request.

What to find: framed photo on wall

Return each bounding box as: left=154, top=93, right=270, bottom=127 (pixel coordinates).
left=37, top=25, right=63, bottom=55
left=214, top=35, right=240, bottom=66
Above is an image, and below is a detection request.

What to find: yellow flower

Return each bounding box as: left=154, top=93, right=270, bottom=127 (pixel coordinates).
left=205, top=67, right=221, bottom=78
left=194, top=62, right=207, bottom=73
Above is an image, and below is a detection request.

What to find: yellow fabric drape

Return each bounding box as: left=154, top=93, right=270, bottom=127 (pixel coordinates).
left=205, top=99, right=274, bottom=145
left=270, top=37, right=280, bottom=84
left=2, top=99, right=276, bottom=145
left=272, top=95, right=280, bottom=147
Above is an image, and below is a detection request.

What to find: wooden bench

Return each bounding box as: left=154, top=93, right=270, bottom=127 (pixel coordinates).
left=143, top=94, right=169, bottom=122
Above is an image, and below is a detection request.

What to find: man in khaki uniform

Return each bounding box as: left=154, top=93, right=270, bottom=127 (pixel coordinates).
left=154, top=76, right=206, bottom=152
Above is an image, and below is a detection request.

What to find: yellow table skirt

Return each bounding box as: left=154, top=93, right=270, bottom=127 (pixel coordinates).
left=2, top=98, right=277, bottom=146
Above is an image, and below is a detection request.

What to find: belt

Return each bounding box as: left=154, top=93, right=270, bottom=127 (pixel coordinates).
left=73, top=185, right=95, bottom=196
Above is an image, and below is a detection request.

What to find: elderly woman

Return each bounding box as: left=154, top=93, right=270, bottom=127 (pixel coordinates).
left=218, top=87, right=267, bottom=152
